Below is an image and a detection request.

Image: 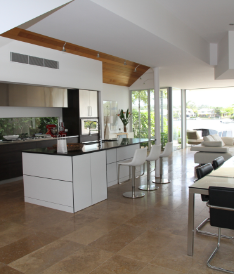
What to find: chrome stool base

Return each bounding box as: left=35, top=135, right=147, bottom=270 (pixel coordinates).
left=138, top=184, right=159, bottom=191
left=123, top=191, right=145, bottom=198
left=153, top=178, right=170, bottom=184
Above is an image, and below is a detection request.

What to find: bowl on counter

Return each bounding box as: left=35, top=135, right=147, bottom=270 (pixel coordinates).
left=3, top=135, right=19, bottom=140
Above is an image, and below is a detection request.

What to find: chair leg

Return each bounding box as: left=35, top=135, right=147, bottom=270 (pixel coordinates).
left=206, top=228, right=234, bottom=273
left=139, top=161, right=159, bottom=191
left=196, top=217, right=234, bottom=239
left=153, top=157, right=170, bottom=184
left=123, top=166, right=145, bottom=199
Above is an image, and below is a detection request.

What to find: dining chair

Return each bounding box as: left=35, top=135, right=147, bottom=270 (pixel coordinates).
left=196, top=163, right=233, bottom=239
left=206, top=186, right=234, bottom=273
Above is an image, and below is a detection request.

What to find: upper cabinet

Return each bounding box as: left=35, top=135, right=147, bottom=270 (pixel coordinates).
left=79, top=90, right=98, bottom=117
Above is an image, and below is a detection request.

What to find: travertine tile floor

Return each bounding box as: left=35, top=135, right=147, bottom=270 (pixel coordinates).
left=0, top=148, right=234, bottom=273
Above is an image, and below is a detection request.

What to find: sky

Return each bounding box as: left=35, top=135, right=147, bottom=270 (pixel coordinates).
left=186, top=87, right=234, bottom=108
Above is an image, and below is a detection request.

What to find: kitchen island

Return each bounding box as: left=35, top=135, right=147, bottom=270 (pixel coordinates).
left=22, top=138, right=149, bottom=213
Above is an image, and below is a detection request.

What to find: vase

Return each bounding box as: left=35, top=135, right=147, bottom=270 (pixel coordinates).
left=124, top=125, right=127, bottom=132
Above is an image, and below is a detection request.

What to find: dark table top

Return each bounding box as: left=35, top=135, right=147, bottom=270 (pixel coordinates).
left=22, top=138, right=152, bottom=156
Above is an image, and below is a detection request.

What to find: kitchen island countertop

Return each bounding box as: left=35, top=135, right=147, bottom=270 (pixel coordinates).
left=22, top=138, right=151, bottom=156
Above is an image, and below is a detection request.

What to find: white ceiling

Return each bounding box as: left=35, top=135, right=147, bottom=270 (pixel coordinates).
left=17, top=0, right=234, bottom=89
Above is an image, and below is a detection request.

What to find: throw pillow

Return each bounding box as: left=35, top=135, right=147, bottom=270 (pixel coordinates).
left=211, top=134, right=225, bottom=146
left=221, top=137, right=234, bottom=146
left=202, top=141, right=222, bottom=147
left=203, top=135, right=214, bottom=142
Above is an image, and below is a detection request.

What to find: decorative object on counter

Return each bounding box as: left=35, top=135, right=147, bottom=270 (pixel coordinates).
left=104, top=116, right=112, bottom=139
left=103, top=101, right=118, bottom=131
left=3, top=135, right=19, bottom=140
left=46, top=124, right=58, bottom=137
left=56, top=137, right=67, bottom=153
left=53, top=143, right=83, bottom=152
left=118, top=109, right=131, bottom=132
left=58, top=122, right=67, bottom=137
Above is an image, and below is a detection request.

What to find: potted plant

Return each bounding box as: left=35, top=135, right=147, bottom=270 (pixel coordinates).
left=118, top=109, right=131, bottom=132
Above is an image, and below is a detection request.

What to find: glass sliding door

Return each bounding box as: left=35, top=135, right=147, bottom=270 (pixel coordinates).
left=172, top=88, right=181, bottom=149
left=159, top=88, right=168, bottom=149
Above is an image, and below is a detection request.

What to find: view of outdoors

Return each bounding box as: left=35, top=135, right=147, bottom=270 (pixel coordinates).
left=0, top=117, right=59, bottom=140
left=186, top=87, right=234, bottom=140
left=172, top=88, right=181, bottom=149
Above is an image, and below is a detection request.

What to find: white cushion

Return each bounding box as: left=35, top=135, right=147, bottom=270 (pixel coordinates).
left=222, top=137, right=234, bottom=146
left=202, top=141, right=222, bottom=147
left=191, top=145, right=229, bottom=153
left=211, top=134, right=225, bottom=146
left=203, top=135, right=214, bottom=142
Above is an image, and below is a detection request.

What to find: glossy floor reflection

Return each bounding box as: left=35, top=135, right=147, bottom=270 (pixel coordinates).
left=0, top=148, right=233, bottom=273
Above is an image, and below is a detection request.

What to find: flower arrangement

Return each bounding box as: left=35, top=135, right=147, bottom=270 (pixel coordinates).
left=117, top=109, right=131, bottom=132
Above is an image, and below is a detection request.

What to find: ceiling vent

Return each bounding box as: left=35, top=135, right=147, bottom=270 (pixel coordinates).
left=10, top=52, right=59, bottom=69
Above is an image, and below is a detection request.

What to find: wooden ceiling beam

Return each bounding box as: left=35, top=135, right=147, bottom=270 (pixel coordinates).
left=1, top=27, right=150, bottom=87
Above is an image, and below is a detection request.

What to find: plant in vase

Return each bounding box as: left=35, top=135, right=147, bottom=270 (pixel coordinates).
left=117, top=109, right=131, bottom=132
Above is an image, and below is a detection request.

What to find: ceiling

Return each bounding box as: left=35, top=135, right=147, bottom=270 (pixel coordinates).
left=3, top=0, right=234, bottom=89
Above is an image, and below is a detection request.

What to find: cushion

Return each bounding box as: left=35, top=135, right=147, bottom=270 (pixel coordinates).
left=212, top=134, right=225, bottom=146
left=203, top=135, right=214, bottom=142
left=221, top=137, right=234, bottom=146
left=187, top=131, right=197, bottom=139
left=202, top=141, right=222, bottom=147
left=191, top=145, right=229, bottom=153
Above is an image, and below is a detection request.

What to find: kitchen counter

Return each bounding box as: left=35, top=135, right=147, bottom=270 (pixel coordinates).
left=22, top=138, right=150, bottom=213
left=0, top=135, right=79, bottom=146
left=22, top=138, right=150, bottom=156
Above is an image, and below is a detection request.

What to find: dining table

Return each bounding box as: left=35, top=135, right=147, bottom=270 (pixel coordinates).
left=187, top=157, right=234, bottom=256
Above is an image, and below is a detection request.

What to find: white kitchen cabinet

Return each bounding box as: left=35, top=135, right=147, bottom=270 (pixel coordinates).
left=117, top=144, right=139, bottom=161
left=79, top=89, right=98, bottom=117
left=91, top=151, right=107, bottom=204
left=22, top=153, right=72, bottom=182
left=73, top=154, right=92, bottom=211
left=106, top=148, right=116, bottom=164
left=24, top=175, right=73, bottom=212
left=107, top=162, right=117, bottom=186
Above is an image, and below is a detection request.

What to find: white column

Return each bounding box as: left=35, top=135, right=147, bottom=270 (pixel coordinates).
left=153, top=67, right=160, bottom=177
left=153, top=67, right=160, bottom=145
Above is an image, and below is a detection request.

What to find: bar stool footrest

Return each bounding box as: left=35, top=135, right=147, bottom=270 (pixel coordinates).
left=123, top=191, right=145, bottom=198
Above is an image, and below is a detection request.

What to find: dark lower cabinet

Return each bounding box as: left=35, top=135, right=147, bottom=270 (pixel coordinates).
left=0, top=137, right=78, bottom=181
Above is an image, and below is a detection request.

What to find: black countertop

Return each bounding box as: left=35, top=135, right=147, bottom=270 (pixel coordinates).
left=22, top=138, right=151, bottom=156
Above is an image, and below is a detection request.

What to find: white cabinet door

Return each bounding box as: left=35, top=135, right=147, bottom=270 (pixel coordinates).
left=89, top=90, right=98, bottom=117
left=79, top=89, right=90, bottom=117
left=22, top=153, right=72, bottom=182
left=91, top=151, right=107, bottom=204
left=117, top=144, right=140, bottom=161
left=106, top=149, right=116, bottom=164
left=107, top=162, right=117, bottom=186
left=73, top=154, right=92, bottom=212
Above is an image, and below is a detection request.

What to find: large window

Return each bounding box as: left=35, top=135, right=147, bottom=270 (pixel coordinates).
left=172, top=88, right=181, bottom=149
left=186, top=87, right=234, bottom=139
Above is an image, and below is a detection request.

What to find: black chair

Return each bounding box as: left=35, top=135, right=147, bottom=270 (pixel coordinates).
left=206, top=186, right=234, bottom=273
left=212, top=156, right=225, bottom=170
left=195, top=161, right=233, bottom=240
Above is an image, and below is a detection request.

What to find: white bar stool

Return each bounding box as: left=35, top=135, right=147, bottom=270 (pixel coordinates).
left=154, top=142, right=173, bottom=184
left=118, top=148, right=147, bottom=198
left=139, top=144, right=161, bottom=191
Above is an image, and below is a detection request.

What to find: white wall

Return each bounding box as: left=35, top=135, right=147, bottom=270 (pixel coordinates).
left=0, top=37, right=102, bottom=120
left=102, top=83, right=129, bottom=132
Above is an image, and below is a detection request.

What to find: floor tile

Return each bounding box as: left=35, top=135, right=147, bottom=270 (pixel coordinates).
left=0, top=231, right=58, bottom=264
left=39, top=245, right=113, bottom=274
left=89, top=254, right=147, bottom=274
